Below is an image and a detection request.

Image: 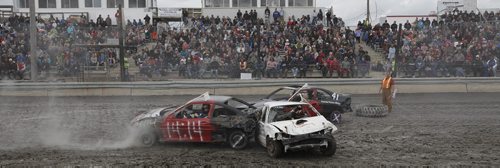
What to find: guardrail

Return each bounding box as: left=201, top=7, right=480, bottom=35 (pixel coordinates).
left=1, top=77, right=500, bottom=96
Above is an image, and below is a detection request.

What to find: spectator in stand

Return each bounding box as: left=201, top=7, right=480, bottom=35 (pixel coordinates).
left=341, top=57, right=351, bottom=78
left=487, top=56, right=498, bottom=77
left=144, top=14, right=151, bottom=25
left=326, top=55, right=340, bottom=78
left=266, top=57, right=278, bottom=78
left=265, top=7, right=271, bottom=22
left=105, top=15, right=112, bottom=27
left=273, top=8, right=280, bottom=23
left=239, top=58, right=247, bottom=73
left=237, top=9, right=242, bottom=20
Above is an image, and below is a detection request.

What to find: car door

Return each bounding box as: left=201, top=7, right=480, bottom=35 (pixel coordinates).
left=160, top=102, right=214, bottom=142
left=161, top=105, right=188, bottom=141
left=185, top=102, right=214, bottom=142
left=316, top=88, right=340, bottom=113
left=257, top=106, right=268, bottom=146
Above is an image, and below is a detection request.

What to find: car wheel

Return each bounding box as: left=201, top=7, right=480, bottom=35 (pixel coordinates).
left=266, top=140, right=284, bottom=158
left=140, top=131, right=157, bottom=147
left=329, top=111, right=342, bottom=124
left=319, top=137, right=336, bottom=156
left=228, top=130, right=248, bottom=150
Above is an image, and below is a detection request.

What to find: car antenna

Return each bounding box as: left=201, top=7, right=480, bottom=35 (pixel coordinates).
left=288, top=83, right=309, bottom=102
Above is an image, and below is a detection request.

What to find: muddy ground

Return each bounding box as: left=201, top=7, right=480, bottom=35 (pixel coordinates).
left=0, top=93, right=499, bottom=167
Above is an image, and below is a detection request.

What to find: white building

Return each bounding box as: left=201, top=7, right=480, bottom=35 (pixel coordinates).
left=437, top=0, right=477, bottom=14
left=201, top=0, right=319, bottom=19
left=11, top=0, right=155, bottom=25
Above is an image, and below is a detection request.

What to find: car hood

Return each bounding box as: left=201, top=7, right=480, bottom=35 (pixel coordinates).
left=131, top=107, right=166, bottom=124
left=269, top=116, right=337, bottom=135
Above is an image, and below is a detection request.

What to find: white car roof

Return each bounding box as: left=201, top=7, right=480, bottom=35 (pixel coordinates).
left=264, top=101, right=309, bottom=107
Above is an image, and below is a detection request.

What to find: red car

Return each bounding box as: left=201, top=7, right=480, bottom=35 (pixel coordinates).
left=131, top=93, right=257, bottom=149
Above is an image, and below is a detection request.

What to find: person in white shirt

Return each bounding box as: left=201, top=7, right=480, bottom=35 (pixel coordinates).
left=388, top=45, right=396, bottom=62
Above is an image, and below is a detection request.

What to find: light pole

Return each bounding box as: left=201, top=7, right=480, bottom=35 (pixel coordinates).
left=29, top=0, right=37, bottom=80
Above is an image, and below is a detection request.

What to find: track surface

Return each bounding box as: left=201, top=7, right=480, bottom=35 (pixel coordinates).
left=0, top=93, right=499, bottom=167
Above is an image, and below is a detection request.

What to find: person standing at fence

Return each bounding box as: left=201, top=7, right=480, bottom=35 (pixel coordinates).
left=380, top=72, right=395, bottom=113
left=487, top=56, right=498, bottom=77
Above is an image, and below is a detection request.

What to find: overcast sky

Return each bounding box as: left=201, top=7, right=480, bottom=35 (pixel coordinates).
left=160, top=0, right=500, bottom=25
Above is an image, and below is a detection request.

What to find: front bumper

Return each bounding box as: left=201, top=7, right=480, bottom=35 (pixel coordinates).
left=280, top=132, right=333, bottom=152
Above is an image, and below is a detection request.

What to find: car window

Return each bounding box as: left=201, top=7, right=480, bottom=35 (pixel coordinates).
left=176, top=103, right=210, bottom=119
left=226, top=98, right=249, bottom=109
left=213, top=105, right=236, bottom=117
left=259, top=107, right=267, bottom=122
left=317, top=89, right=331, bottom=101
left=269, top=105, right=317, bottom=122
left=267, top=106, right=281, bottom=122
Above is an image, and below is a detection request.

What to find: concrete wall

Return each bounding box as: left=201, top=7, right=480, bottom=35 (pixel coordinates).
left=2, top=78, right=500, bottom=96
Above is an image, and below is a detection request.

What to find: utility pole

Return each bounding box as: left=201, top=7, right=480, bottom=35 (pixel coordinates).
left=29, top=0, right=37, bottom=80
left=366, top=0, right=370, bottom=23
left=394, top=23, right=403, bottom=77
left=118, top=4, right=126, bottom=81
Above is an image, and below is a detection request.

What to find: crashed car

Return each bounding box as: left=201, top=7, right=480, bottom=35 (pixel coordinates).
left=131, top=93, right=257, bottom=149
left=254, top=84, right=352, bottom=124
left=255, top=101, right=337, bottom=158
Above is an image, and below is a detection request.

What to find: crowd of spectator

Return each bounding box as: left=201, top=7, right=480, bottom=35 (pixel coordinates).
left=3, top=8, right=499, bottom=80
left=137, top=8, right=373, bottom=80
left=359, top=9, right=499, bottom=77
left=0, top=12, right=151, bottom=79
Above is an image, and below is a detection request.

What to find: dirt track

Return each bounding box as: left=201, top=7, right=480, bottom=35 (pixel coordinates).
left=0, top=93, right=499, bottom=167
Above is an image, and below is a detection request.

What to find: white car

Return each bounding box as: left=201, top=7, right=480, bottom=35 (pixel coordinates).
left=255, top=101, right=338, bottom=158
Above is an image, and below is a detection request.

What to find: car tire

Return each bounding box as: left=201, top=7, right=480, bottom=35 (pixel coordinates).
left=140, top=131, right=157, bottom=147
left=319, top=137, right=337, bottom=156
left=329, top=111, right=342, bottom=124
left=355, top=104, right=389, bottom=117
left=228, top=130, right=248, bottom=150
left=267, top=140, right=284, bottom=158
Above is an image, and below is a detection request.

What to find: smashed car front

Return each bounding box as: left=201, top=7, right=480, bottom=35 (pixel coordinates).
left=268, top=116, right=337, bottom=152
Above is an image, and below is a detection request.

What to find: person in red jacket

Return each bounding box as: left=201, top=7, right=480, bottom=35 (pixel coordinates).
left=327, top=56, right=340, bottom=78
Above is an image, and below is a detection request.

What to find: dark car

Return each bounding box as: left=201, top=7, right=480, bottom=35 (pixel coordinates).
left=253, top=84, right=352, bottom=124
left=131, top=93, right=257, bottom=149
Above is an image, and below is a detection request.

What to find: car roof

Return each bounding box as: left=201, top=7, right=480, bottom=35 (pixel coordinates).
left=192, top=95, right=233, bottom=103
left=264, top=101, right=309, bottom=107
left=283, top=85, right=316, bottom=90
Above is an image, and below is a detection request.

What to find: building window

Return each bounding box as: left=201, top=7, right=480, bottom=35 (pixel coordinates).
left=232, top=0, right=237, bottom=7
left=129, top=0, right=146, bottom=8
left=107, top=0, right=123, bottom=8
left=289, top=0, right=311, bottom=7
left=294, top=0, right=307, bottom=6
left=85, top=0, right=101, bottom=7
left=39, top=0, right=56, bottom=8
left=18, top=0, right=30, bottom=8
left=261, top=0, right=284, bottom=7
left=232, top=0, right=255, bottom=7
left=62, top=0, right=79, bottom=8
left=308, top=0, right=314, bottom=6
left=205, top=0, right=230, bottom=7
